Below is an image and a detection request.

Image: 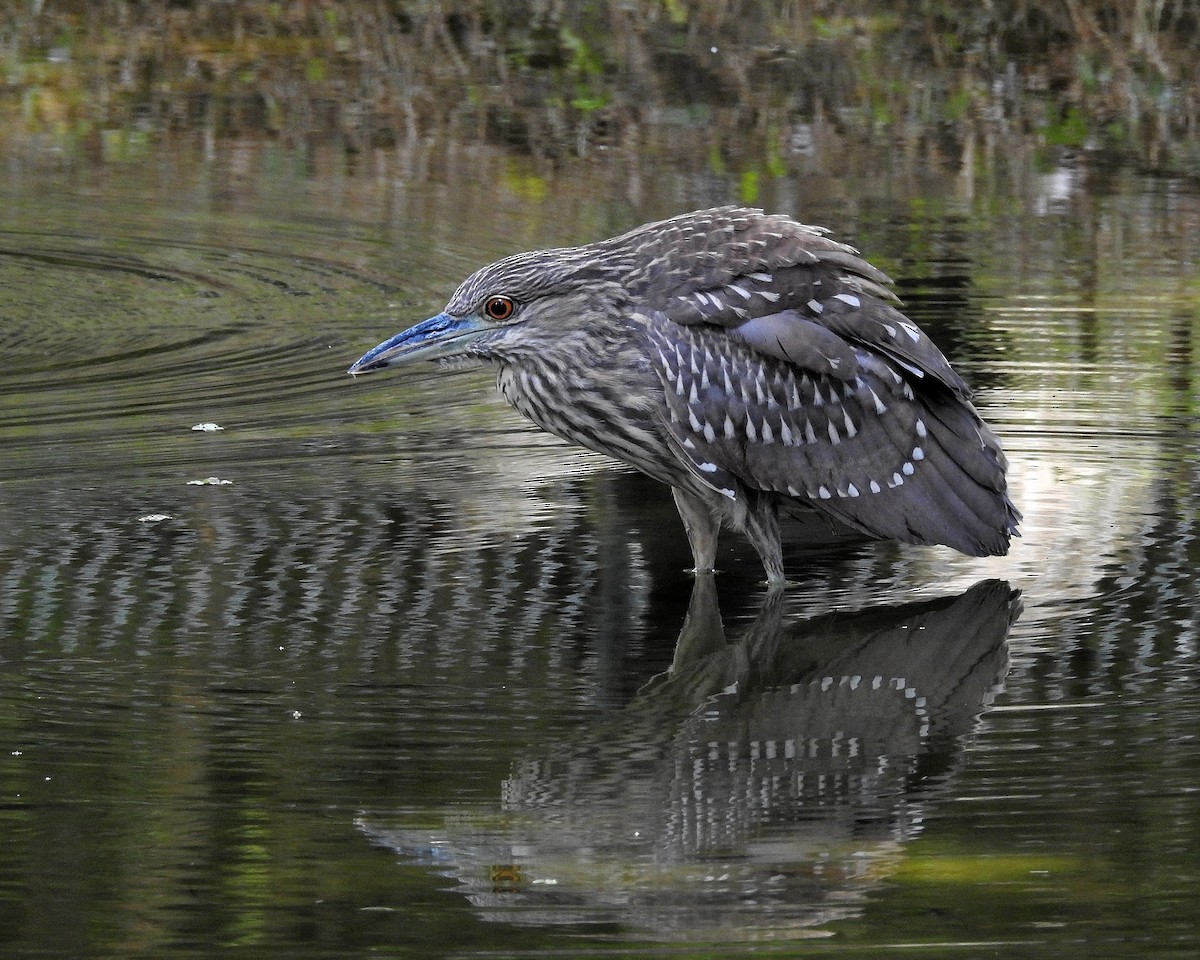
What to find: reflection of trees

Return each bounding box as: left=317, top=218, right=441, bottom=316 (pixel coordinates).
left=361, top=578, right=1018, bottom=939
left=2, top=2, right=1196, bottom=171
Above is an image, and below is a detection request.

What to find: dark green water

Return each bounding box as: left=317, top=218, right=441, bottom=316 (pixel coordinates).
left=1, top=148, right=1199, bottom=959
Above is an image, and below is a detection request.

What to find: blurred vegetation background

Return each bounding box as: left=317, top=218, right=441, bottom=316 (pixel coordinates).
left=2, top=0, right=1197, bottom=183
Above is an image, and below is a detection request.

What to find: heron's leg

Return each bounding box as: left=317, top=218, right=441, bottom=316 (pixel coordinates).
left=743, top=490, right=785, bottom=588
left=672, top=487, right=720, bottom=574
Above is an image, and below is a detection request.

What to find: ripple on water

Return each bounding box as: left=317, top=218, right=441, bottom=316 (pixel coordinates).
left=4, top=176, right=1200, bottom=955
left=0, top=227, right=444, bottom=483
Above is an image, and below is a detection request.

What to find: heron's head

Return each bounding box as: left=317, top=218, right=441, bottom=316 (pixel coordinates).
left=348, top=244, right=630, bottom=376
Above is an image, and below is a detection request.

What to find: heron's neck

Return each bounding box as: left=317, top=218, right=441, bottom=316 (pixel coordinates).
left=488, top=329, right=663, bottom=469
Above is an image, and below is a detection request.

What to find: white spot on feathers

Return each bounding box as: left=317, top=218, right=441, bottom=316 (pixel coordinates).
left=843, top=410, right=857, bottom=438
left=808, top=299, right=824, bottom=314
left=833, top=293, right=861, bottom=308
left=658, top=349, right=675, bottom=380
left=754, top=371, right=767, bottom=406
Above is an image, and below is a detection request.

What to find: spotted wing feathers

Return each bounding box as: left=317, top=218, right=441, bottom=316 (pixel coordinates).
left=648, top=319, right=1019, bottom=557
left=605, top=207, right=970, bottom=398
left=629, top=208, right=1015, bottom=555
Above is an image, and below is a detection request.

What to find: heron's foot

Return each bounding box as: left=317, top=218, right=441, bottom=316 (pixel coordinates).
left=763, top=563, right=800, bottom=590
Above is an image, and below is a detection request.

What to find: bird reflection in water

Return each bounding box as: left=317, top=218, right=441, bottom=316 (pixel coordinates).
left=359, top=578, right=1020, bottom=939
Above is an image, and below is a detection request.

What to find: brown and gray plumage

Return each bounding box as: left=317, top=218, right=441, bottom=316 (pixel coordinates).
left=350, top=206, right=1020, bottom=585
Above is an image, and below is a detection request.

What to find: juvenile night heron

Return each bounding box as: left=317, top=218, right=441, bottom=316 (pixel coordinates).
left=350, top=207, right=1019, bottom=584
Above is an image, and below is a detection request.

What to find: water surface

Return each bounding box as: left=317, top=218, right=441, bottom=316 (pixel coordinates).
left=1, top=152, right=1199, bottom=958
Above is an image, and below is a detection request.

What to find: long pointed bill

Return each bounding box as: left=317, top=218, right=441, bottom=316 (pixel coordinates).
left=348, top=312, right=488, bottom=375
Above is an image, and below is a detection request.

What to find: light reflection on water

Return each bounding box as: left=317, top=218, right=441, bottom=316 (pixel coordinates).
left=1, top=167, right=1199, bottom=958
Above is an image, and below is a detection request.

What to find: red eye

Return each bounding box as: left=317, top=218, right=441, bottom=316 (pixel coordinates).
left=483, top=296, right=516, bottom=321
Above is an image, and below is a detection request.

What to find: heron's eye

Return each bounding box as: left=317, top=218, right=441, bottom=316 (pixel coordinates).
left=483, top=295, right=516, bottom=321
